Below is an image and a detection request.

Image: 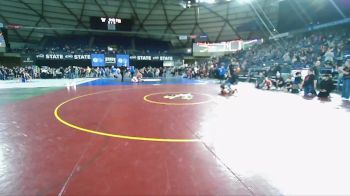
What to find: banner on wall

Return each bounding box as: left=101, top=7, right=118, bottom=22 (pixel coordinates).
left=129, top=55, right=173, bottom=61
left=32, top=53, right=174, bottom=62
left=91, top=54, right=105, bottom=67
left=105, top=55, right=116, bottom=65
left=35, top=53, right=91, bottom=60
left=116, top=54, right=129, bottom=67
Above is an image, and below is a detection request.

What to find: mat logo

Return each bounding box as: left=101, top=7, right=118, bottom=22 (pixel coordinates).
left=163, top=93, right=193, bottom=100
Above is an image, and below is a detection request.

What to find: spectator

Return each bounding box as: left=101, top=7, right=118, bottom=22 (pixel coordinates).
left=337, top=65, right=343, bottom=92
left=302, top=69, right=317, bottom=96
left=218, top=65, right=226, bottom=82
left=155, top=68, right=160, bottom=78
left=120, top=66, right=126, bottom=82
left=285, top=75, right=293, bottom=92
left=86, top=66, right=91, bottom=77
left=324, top=48, right=334, bottom=63
left=0, top=66, right=4, bottom=80
left=130, top=66, right=135, bottom=78
left=264, top=76, right=273, bottom=90
left=291, top=72, right=303, bottom=93
left=274, top=73, right=285, bottom=90
left=312, top=60, right=321, bottom=84
left=339, top=60, right=350, bottom=100
left=255, top=72, right=265, bottom=89
left=317, top=74, right=334, bottom=98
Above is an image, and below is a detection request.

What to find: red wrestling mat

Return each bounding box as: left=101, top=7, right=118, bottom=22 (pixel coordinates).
left=0, top=84, right=252, bottom=195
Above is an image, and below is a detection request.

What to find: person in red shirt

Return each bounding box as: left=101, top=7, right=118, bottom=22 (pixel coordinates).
left=302, top=69, right=317, bottom=96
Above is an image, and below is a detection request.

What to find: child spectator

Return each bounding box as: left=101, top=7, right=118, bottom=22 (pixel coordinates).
left=285, top=75, right=293, bottom=92
left=291, top=72, right=303, bottom=93
left=274, top=74, right=285, bottom=90
left=317, top=74, right=334, bottom=98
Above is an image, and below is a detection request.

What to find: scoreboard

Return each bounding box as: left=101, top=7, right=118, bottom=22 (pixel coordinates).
left=193, top=40, right=243, bottom=57
left=90, top=17, right=133, bottom=31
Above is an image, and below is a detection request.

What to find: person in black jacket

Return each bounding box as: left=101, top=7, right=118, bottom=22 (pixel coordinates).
left=317, top=74, right=334, bottom=98
left=120, top=66, right=126, bottom=82
left=274, top=74, right=285, bottom=90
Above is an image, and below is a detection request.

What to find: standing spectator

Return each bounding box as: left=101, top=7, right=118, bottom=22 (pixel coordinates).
left=74, top=66, right=79, bottom=78
left=120, top=66, right=126, bottom=82
left=86, top=66, right=91, bottom=77
left=116, top=67, right=121, bottom=78
left=111, top=66, right=117, bottom=78
left=312, top=60, right=321, bottom=84
left=339, top=60, right=350, bottom=100
left=218, top=65, right=226, bottom=82
left=0, top=66, right=4, bottom=80
left=155, top=68, right=160, bottom=78
left=302, top=69, right=317, bottom=96
left=337, top=65, right=343, bottom=92
left=187, top=67, right=193, bottom=79
left=69, top=66, right=74, bottom=79
left=130, top=66, right=135, bottom=78
left=163, top=68, right=167, bottom=78
left=159, top=67, right=164, bottom=77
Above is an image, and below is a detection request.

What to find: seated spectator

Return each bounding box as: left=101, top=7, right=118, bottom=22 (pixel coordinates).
left=324, top=48, right=334, bottom=63
left=264, top=76, right=273, bottom=90
left=291, top=72, right=303, bottom=93
left=255, top=72, right=265, bottom=89
left=302, top=69, right=317, bottom=96
left=285, top=75, right=293, bottom=92
left=274, top=74, right=285, bottom=90
left=317, top=74, right=334, bottom=98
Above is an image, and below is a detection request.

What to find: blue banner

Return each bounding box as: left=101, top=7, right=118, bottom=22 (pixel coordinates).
left=91, top=54, right=105, bottom=67
left=116, top=54, right=129, bottom=67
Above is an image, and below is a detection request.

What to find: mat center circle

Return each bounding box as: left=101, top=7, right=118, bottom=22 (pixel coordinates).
left=143, top=92, right=213, bottom=105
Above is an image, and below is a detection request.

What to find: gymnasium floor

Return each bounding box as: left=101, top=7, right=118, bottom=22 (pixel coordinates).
left=0, top=78, right=350, bottom=195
